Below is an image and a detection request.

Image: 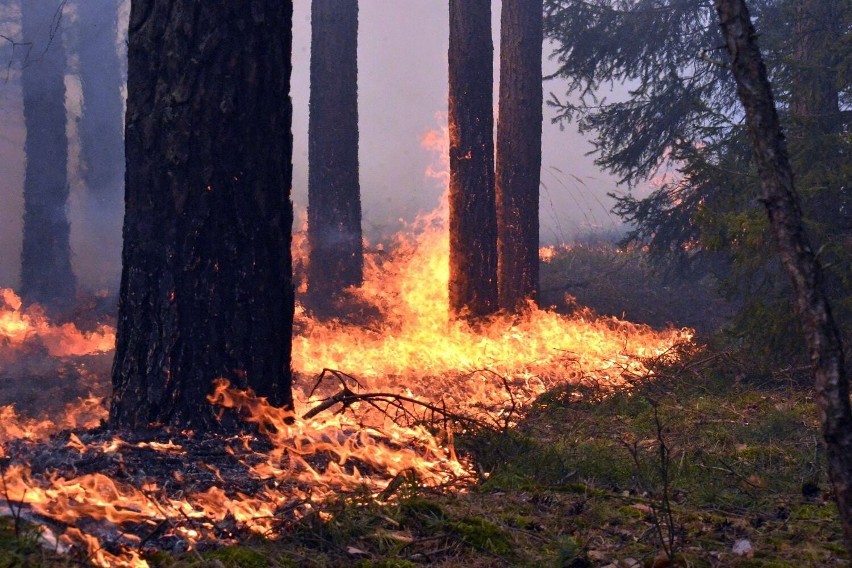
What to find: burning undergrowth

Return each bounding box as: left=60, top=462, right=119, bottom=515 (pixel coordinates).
left=0, top=197, right=693, bottom=566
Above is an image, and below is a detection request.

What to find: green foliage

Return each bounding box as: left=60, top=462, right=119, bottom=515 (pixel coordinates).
left=447, top=517, right=514, bottom=556
left=539, top=243, right=729, bottom=335
left=202, top=547, right=268, bottom=568
left=544, top=0, right=852, bottom=364
left=553, top=535, right=585, bottom=567
left=0, top=518, right=68, bottom=568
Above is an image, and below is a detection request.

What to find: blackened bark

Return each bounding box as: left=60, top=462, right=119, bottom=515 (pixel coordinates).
left=448, top=0, right=498, bottom=320
left=496, top=0, right=543, bottom=312
left=716, top=0, right=852, bottom=550
left=76, top=0, right=125, bottom=203
left=110, top=1, right=295, bottom=431
left=20, top=0, right=75, bottom=312
left=307, top=0, right=362, bottom=310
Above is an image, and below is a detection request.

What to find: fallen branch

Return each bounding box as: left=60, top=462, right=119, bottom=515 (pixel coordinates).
left=303, top=368, right=495, bottom=432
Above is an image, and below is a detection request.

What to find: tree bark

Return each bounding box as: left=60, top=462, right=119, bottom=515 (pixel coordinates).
left=75, top=0, right=124, bottom=204
left=448, top=0, right=498, bottom=320
left=307, top=0, right=362, bottom=311
left=496, top=0, right=543, bottom=312
left=787, top=0, right=847, bottom=232
left=20, top=0, right=75, bottom=313
left=789, top=0, right=842, bottom=137
left=110, top=0, right=295, bottom=431
left=716, top=0, right=852, bottom=550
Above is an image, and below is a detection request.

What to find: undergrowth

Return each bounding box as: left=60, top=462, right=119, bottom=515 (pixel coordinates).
left=1, top=249, right=847, bottom=566
left=1, top=351, right=846, bottom=566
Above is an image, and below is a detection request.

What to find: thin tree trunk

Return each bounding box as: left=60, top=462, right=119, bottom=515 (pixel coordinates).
left=789, top=0, right=842, bottom=137
left=716, top=0, right=852, bottom=550
left=307, top=0, right=362, bottom=312
left=448, top=0, right=498, bottom=320
left=110, top=0, right=295, bottom=431
left=496, top=0, right=543, bottom=312
left=787, top=0, right=846, bottom=232
left=20, top=0, right=75, bottom=313
left=76, top=0, right=125, bottom=203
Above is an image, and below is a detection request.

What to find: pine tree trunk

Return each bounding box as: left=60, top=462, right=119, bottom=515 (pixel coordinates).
left=110, top=0, right=295, bottom=431
left=20, top=0, right=75, bottom=313
left=448, top=0, right=498, bottom=320
left=496, top=0, right=542, bottom=312
left=76, top=0, right=124, bottom=204
left=307, top=0, right=362, bottom=311
left=716, top=0, right=852, bottom=550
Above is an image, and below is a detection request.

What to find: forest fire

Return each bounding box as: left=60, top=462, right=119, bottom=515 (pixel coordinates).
left=0, top=288, right=115, bottom=358
left=0, top=197, right=691, bottom=566
left=292, top=206, right=691, bottom=420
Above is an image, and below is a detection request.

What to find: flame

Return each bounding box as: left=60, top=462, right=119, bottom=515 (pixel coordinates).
left=290, top=125, right=689, bottom=420
left=0, top=289, right=115, bottom=357
left=0, top=121, right=693, bottom=567
left=0, top=396, right=106, bottom=456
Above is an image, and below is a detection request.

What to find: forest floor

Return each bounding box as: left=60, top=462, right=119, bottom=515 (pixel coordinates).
left=0, top=246, right=848, bottom=567
left=4, top=354, right=844, bottom=567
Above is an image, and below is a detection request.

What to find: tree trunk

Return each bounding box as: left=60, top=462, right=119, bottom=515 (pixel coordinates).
left=716, top=0, right=852, bottom=550
left=789, top=0, right=842, bottom=137
left=110, top=0, right=295, bottom=431
left=20, top=0, right=75, bottom=313
left=496, top=0, right=543, bottom=312
left=448, top=0, right=498, bottom=320
left=787, top=0, right=847, bottom=233
left=307, top=0, right=362, bottom=312
left=75, top=0, right=124, bottom=204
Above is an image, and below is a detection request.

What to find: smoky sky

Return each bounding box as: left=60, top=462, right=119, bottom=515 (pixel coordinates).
left=0, top=0, right=625, bottom=292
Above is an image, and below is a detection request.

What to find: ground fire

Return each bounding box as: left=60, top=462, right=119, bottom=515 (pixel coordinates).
left=0, top=187, right=691, bottom=566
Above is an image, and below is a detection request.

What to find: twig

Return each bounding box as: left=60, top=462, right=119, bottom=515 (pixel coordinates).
left=303, top=369, right=494, bottom=432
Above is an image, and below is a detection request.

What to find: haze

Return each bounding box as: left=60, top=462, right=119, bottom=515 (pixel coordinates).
left=0, top=0, right=624, bottom=292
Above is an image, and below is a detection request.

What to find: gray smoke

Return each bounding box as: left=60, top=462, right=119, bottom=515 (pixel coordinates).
left=0, top=0, right=626, bottom=293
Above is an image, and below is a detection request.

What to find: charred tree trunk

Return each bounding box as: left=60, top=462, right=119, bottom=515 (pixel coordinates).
left=448, top=0, right=498, bottom=320
left=307, top=0, right=362, bottom=312
left=110, top=1, right=295, bottom=431
left=76, top=0, right=125, bottom=204
left=20, top=0, right=75, bottom=312
left=496, top=0, right=543, bottom=312
left=716, top=0, right=852, bottom=550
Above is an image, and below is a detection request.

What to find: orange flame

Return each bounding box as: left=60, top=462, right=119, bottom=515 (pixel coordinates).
left=0, top=120, right=693, bottom=567
left=0, top=289, right=115, bottom=357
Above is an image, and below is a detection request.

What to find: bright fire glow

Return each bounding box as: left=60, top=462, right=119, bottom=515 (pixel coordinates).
left=0, top=288, right=115, bottom=357
left=0, top=126, right=693, bottom=567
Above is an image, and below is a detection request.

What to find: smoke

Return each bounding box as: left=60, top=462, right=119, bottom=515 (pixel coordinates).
left=0, top=0, right=627, bottom=294
left=0, top=0, right=126, bottom=294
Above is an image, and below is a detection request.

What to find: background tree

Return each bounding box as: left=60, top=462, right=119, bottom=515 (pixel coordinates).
left=110, top=0, right=295, bottom=431
left=448, top=0, right=498, bottom=320
left=716, top=0, right=852, bottom=546
left=75, top=0, right=124, bottom=204
left=307, top=0, right=362, bottom=312
left=496, top=0, right=543, bottom=312
left=20, top=0, right=75, bottom=313
left=544, top=0, right=851, bottom=361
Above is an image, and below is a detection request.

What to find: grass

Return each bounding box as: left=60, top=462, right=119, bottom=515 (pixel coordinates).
left=539, top=243, right=731, bottom=336
left=5, top=353, right=840, bottom=567
left=1, top=246, right=846, bottom=566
